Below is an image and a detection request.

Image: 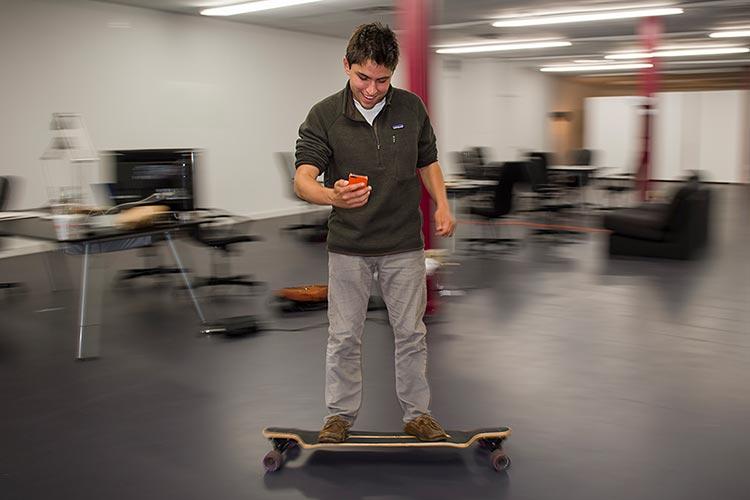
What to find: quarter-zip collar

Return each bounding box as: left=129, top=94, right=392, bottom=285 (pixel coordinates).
left=342, top=83, right=394, bottom=123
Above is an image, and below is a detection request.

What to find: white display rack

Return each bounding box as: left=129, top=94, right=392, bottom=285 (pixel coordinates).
left=40, top=113, right=99, bottom=206
left=41, top=113, right=98, bottom=162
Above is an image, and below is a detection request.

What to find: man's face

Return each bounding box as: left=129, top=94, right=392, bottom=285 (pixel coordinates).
left=344, top=58, right=394, bottom=109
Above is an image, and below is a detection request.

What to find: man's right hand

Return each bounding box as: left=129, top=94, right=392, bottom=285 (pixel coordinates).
left=330, top=179, right=372, bottom=209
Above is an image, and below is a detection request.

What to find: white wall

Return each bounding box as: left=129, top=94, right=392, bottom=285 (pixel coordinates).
left=585, top=91, right=749, bottom=183
left=584, top=95, right=645, bottom=174
left=0, top=0, right=346, bottom=217
left=652, top=92, right=683, bottom=180
left=432, top=57, right=552, bottom=174
left=697, top=91, right=745, bottom=183
left=0, top=0, right=555, bottom=215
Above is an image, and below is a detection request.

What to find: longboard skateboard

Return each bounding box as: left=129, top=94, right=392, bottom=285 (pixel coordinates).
left=262, top=426, right=511, bottom=473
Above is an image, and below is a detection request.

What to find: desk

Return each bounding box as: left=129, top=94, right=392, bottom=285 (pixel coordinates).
left=0, top=215, right=207, bottom=360
left=547, top=164, right=599, bottom=178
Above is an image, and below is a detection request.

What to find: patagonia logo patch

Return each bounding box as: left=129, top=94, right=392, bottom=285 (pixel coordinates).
left=392, top=123, right=405, bottom=129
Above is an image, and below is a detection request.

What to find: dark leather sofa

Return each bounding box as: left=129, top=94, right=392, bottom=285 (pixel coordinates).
left=602, top=179, right=710, bottom=259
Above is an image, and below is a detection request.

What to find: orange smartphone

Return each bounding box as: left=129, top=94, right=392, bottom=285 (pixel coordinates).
left=348, top=173, right=369, bottom=188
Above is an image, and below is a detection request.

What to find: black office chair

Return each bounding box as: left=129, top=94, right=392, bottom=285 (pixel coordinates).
left=524, top=155, right=568, bottom=202
left=570, top=149, right=593, bottom=166
left=188, top=212, right=263, bottom=290
left=276, top=152, right=328, bottom=242
left=117, top=239, right=185, bottom=282
left=452, top=149, right=484, bottom=180
left=528, top=151, right=553, bottom=169
left=0, top=176, right=22, bottom=291
left=557, top=149, right=598, bottom=206
left=462, top=162, right=523, bottom=249
left=471, top=146, right=490, bottom=166
left=523, top=158, right=579, bottom=239
left=110, top=149, right=196, bottom=282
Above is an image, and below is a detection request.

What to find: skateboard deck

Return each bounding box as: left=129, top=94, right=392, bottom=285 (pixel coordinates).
left=262, top=426, right=511, bottom=472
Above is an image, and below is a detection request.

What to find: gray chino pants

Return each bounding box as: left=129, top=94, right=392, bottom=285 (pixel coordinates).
left=326, top=250, right=431, bottom=424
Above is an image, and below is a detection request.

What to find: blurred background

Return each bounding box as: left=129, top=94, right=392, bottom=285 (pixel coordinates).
left=1, top=1, right=749, bottom=499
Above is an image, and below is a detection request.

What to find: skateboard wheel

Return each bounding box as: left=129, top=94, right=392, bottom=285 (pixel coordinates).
left=263, top=450, right=284, bottom=473
left=490, top=449, right=511, bottom=472
left=478, top=438, right=502, bottom=450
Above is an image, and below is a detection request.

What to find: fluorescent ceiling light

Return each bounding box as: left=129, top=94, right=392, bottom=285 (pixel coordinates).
left=493, top=2, right=676, bottom=19
left=493, top=7, right=682, bottom=27
left=662, top=58, right=750, bottom=65
left=606, top=47, right=750, bottom=59
left=200, top=0, right=321, bottom=16
left=541, top=63, right=653, bottom=72
left=433, top=38, right=559, bottom=49
left=604, top=42, right=738, bottom=56
left=656, top=42, right=737, bottom=51
left=436, top=40, right=571, bottom=54
left=709, top=30, right=750, bottom=38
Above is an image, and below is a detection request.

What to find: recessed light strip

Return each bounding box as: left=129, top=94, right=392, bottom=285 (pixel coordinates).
left=662, top=58, right=750, bottom=65
left=540, top=63, right=653, bottom=72
left=201, top=0, right=321, bottom=16
left=709, top=30, right=750, bottom=38
left=606, top=47, right=750, bottom=59
left=492, top=7, right=682, bottom=28
left=433, top=37, right=561, bottom=49
left=436, top=40, right=571, bottom=54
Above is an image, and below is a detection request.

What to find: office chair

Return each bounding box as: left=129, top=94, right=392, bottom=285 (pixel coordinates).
left=117, top=241, right=185, bottom=282
left=524, top=154, right=568, bottom=202
left=462, top=162, right=523, bottom=250
left=561, top=149, right=597, bottom=205
left=0, top=176, right=22, bottom=291
left=452, top=149, right=484, bottom=180
left=471, top=146, right=489, bottom=166
left=109, top=149, right=197, bottom=282
left=276, top=152, right=328, bottom=242
left=569, top=149, right=593, bottom=166
left=188, top=212, right=263, bottom=290
left=523, top=157, right=579, bottom=239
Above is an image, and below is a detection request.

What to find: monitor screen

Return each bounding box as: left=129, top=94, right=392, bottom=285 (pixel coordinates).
left=109, top=149, right=198, bottom=212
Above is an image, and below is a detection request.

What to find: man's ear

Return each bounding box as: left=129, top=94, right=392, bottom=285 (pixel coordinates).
left=343, top=56, right=351, bottom=74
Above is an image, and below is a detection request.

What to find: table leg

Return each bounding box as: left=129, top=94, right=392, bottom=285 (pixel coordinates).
left=164, top=232, right=207, bottom=324
left=76, top=243, right=103, bottom=360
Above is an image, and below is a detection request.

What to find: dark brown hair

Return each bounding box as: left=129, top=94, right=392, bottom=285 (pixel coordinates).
left=345, top=23, right=399, bottom=71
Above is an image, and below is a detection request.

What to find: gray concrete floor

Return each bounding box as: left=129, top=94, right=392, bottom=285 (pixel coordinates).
left=1, top=184, right=748, bottom=500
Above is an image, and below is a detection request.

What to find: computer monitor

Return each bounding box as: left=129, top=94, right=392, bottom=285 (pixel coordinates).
left=109, top=149, right=198, bottom=212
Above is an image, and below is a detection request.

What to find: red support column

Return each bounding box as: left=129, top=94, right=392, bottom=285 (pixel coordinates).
left=636, top=16, right=662, bottom=200
left=398, top=0, right=438, bottom=313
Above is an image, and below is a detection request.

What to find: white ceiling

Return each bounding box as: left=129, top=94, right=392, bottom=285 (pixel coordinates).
left=102, top=0, right=750, bottom=71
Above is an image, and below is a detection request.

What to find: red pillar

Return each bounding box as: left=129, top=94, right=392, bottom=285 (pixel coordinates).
left=398, top=0, right=438, bottom=313
left=636, top=16, right=662, bottom=200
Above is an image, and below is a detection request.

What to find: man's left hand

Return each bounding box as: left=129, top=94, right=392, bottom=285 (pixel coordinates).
left=434, top=206, right=456, bottom=237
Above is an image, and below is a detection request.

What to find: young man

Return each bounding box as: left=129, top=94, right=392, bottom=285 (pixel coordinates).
left=294, top=23, right=455, bottom=443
